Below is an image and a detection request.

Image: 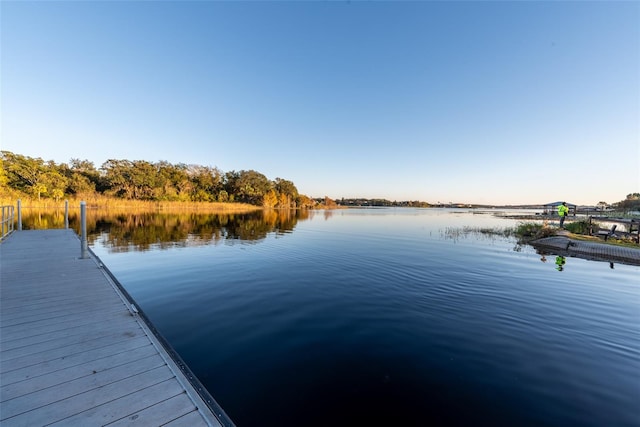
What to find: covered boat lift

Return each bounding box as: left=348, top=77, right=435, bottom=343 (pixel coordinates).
left=542, top=201, right=577, bottom=216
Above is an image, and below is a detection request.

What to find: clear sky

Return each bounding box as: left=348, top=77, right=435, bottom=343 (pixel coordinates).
left=1, top=1, right=638, bottom=205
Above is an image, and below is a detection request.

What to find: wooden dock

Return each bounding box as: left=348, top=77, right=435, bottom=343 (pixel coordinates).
left=530, top=236, right=640, bottom=266
left=1, top=229, right=233, bottom=426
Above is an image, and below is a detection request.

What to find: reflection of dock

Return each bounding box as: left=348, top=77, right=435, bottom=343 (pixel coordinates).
left=1, top=229, right=233, bottom=426
left=531, top=236, right=640, bottom=266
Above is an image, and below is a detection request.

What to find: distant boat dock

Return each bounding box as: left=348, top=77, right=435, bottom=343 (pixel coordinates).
left=1, top=229, right=234, bottom=426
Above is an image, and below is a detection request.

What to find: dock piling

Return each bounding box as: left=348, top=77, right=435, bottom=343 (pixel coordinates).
left=80, top=201, right=88, bottom=259
left=17, top=199, right=22, bottom=231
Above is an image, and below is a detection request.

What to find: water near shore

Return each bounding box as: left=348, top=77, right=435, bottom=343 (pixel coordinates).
left=67, top=208, right=639, bottom=426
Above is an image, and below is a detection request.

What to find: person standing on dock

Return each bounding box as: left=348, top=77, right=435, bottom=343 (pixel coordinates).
left=558, top=202, right=569, bottom=229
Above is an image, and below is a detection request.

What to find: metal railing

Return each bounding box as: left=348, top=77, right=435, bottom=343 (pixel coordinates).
left=1, top=205, right=15, bottom=241
left=0, top=200, right=81, bottom=248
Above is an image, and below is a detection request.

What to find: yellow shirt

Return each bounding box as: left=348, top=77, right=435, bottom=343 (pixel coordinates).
left=558, top=204, right=569, bottom=217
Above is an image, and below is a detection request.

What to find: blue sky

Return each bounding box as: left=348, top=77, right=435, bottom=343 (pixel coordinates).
left=1, top=1, right=638, bottom=205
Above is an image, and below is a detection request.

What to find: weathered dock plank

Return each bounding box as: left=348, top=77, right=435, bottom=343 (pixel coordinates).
left=4, top=367, right=176, bottom=425
left=1, top=229, right=230, bottom=427
left=1, top=323, right=146, bottom=362
left=47, top=379, right=188, bottom=426
left=1, top=310, right=130, bottom=344
left=104, top=391, right=202, bottom=427
left=1, top=338, right=153, bottom=387
left=2, top=356, right=169, bottom=419
left=1, top=344, right=159, bottom=400
left=1, top=316, right=137, bottom=353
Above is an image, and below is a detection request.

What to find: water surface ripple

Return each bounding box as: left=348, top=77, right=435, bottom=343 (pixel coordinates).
left=90, top=209, right=640, bottom=427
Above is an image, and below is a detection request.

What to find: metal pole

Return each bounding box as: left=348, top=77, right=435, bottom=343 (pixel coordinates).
left=17, top=199, right=22, bottom=231
left=65, top=200, right=69, bottom=229
left=80, top=201, right=88, bottom=259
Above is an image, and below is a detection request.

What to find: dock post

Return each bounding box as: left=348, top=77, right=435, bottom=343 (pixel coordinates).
left=80, top=201, right=88, bottom=259
left=65, top=200, right=69, bottom=229
left=17, top=199, right=22, bottom=231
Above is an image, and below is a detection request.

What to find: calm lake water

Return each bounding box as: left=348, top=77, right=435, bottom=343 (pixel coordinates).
left=31, top=208, right=640, bottom=426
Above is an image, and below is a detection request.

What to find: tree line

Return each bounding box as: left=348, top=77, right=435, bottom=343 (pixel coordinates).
left=617, top=193, right=640, bottom=212
left=0, top=151, right=316, bottom=208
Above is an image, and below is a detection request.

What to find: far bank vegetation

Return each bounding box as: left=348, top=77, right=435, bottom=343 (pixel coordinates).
left=0, top=151, right=317, bottom=211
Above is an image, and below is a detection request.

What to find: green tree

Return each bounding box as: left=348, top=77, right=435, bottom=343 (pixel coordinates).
left=67, top=173, right=96, bottom=196
left=101, top=159, right=135, bottom=198
left=617, top=193, right=640, bottom=212
left=1, top=150, right=315, bottom=207
left=41, top=162, right=69, bottom=200
left=234, top=170, right=272, bottom=205
left=223, top=170, right=240, bottom=198
left=51, top=188, right=64, bottom=201
left=32, top=183, right=47, bottom=200
left=101, top=159, right=158, bottom=200
left=296, top=194, right=316, bottom=209
left=274, top=177, right=299, bottom=208
left=0, top=156, right=9, bottom=190
left=69, top=158, right=102, bottom=193
left=262, top=189, right=278, bottom=208
left=130, top=160, right=157, bottom=200
left=217, top=190, right=229, bottom=202
left=154, top=161, right=186, bottom=201
left=1, top=151, right=48, bottom=197
left=189, top=165, right=222, bottom=202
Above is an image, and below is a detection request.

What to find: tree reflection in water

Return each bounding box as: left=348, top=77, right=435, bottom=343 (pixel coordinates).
left=18, top=208, right=313, bottom=252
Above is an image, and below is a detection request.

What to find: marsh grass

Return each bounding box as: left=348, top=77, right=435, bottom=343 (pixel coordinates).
left=444, top=222, right=557, bottom=243
left=0, top=197, right=261, bottom=213
left=514, top=222, right=556, bottom=240
left=564, top=219, right=592, bottom=235
left=443, top=226, right=515, bottom=241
